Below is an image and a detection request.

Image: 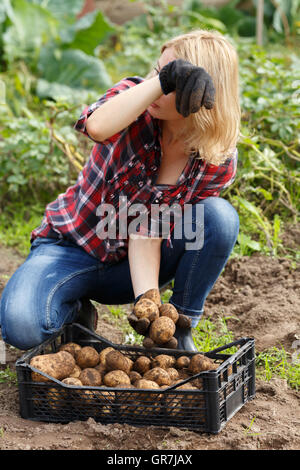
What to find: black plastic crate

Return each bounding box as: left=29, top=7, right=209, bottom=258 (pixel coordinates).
left=15, top=323, right=255, bottom=434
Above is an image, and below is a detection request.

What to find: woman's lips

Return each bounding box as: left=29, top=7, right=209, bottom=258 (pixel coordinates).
left=150, top=103, right=159, bottom=108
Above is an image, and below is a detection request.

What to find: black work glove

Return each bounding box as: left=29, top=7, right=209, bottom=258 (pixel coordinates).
left=159, top=59, right=216, bottom=117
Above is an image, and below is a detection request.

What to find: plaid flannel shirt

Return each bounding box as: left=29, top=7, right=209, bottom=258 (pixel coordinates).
left=31, top=76, right=238, bottom=264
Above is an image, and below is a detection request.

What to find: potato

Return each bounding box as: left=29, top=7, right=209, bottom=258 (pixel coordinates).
left=98, top=387, right=115, bottom=402
left=151, top=354, right=176, bottom=370
left=46, top=387, right=62, bottom=410
left=143, top=337, right=156, bottom=349
left=79, top=368, right=102, bottom=386
left=190, top=377, right=204, bottom=389
left=69, top=364, right=81, bottom=379
left=79, top=388, right=115, bottom=412
left=135, top=379, right=160, bottom=390
left=176, top=383, right=198, bottom=391
left=135, top=379, right=161, bottom=403
left=75, top=346, right=99, bottom=369
left=97, top=388, right=115, bottom=413
left=105, top=350, right=133, bottom=375
left=99, top=347, right=115, bottom=366
left=103, top=370, right=131, bottom=388
left=176, top=356, right=190, bottom=369
left=129, top=371, right=142, bottom=384
left=30, top=351, right=75, bottom=383
left=176, top=313, right=192, bottom=329
left=177, top=367, right=190, bottom=381
left=133, top=298, right=159, bottom=322
left=143, top=367, right=171, bottom=386
left=166, top=383, right=204, bottom=418
left=140, top=288, right=162, bottom=307
left=159, top=304, right=179, bottom=323
left=188, top=354, right=216, bottom=375
left=160, top=337, right=178, bottom=349
left=79, top=389, right=97, bottom=405
left=59, top=342, right=81, bottom=357
left=166, top=368, right=179, bottom=382
left=128, top=314, right=150, bottom=335
left=149, top=316, right=175, bottom=345
left=62, top=377, right=83, bottom=386
left=94, top=363, right=107, bottom=379
left=133, top=356, right=151, bottom=374
left=115, top=383, right=135, bottom=389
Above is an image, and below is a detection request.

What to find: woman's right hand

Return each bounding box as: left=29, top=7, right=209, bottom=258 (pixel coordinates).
left=159, top=59, right=216, bottom=117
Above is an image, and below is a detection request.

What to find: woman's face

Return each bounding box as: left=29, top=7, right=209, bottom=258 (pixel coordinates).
left=147, top=47, right=185, bottom=122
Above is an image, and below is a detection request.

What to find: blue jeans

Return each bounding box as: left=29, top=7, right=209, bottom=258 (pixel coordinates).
left=0, top=197, right=239, bottom=350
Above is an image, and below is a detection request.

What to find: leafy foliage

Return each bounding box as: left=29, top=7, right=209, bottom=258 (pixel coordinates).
left=0, top=0, right=115, bottom=99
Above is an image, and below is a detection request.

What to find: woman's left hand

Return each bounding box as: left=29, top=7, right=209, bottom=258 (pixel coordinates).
left=159, top=59, right=216, bottom=117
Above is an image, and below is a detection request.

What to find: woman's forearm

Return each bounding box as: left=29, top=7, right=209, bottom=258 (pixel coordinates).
left=86, top=76, right=162, bottom=142
left=128, top=236, right=163, bottom=299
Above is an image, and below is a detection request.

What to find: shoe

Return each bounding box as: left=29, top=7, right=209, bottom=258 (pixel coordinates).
left=73, top=298, right=98, bottom=341
left=174, top=327, right=198, bottom=352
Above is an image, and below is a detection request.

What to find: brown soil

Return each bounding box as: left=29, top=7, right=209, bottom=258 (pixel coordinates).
left=0, top=223, right=299, bottom=450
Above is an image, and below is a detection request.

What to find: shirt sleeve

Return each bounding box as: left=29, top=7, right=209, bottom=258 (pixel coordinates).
left=73, top=76, right=144, bottom=144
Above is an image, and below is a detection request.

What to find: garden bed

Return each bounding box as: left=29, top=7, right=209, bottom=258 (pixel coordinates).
left=0, top=223, right=299, bottom=449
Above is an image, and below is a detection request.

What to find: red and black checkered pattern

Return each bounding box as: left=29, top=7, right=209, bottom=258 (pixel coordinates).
left=31, top=77, right=238, bottom=264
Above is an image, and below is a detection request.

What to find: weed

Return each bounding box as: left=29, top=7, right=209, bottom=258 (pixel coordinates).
left=193, top=315, right=237, bottom=354
left=243, top=416, right=261, bottom=437
left=0, top=366, right=17, bottom=385
left=256, top=346, right=300, bottom=390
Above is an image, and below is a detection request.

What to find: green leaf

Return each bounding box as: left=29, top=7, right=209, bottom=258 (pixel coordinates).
left=3, top=0, right=58, bottom=62
left=61, top=10, right=116, bottom=55
left=236, top=197, right=270, bottom=233
left=256, top=188, right=273, bottom=200
left=38, top=47, right=112, bottom=88
left=184, top=11, right=227, bottom=32
left=27, top=0, right=85, bottom=21
left=237, top=17, right=257, bottom=37
left=218, top=3, right=245, bottom=29
left=36, top=47, right=112, bottom=100
left=238, top=233, right=261, bottom=252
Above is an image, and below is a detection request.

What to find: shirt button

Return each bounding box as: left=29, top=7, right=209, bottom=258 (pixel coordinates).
left=138, top=181, right=143, bottom=187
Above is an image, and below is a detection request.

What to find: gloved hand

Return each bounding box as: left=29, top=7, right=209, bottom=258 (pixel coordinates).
left=128, top=289, right=162, bottom=337
left=159, top=59, right=216, bottom=117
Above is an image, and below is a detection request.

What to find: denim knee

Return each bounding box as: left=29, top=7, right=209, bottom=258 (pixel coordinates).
left=0, top=285, right=45, bottom=350
left=202, top=197, right=239, bottom=254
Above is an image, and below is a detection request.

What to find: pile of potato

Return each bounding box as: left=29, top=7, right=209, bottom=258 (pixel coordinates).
left=30, top=342, right=219, bottom=392
left=128, top=288, right=192, bottom=349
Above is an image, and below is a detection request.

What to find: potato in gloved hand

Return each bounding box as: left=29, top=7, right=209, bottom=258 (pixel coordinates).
left=128, top=288, right=192, bottom=350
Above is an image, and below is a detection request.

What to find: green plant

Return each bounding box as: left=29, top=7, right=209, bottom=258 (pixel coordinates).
left=0, top=0, right=115, bottom=100
left=256, top=346, right=300, bottom=390
left=0, top=366, right=17, bottom=385
left=193, top=315, right=237, bottom=353
left=0, top=200, right=45, bottom=255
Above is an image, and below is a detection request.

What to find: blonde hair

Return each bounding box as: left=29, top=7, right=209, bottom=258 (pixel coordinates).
left=147, top=30, right=241, bottom=165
